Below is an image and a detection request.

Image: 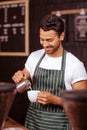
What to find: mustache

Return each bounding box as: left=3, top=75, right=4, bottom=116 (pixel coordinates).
left=45, top=45, right=53, bottom=48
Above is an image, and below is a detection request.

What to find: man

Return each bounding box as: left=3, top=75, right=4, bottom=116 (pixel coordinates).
left=12, top=14, right=87, bottom=130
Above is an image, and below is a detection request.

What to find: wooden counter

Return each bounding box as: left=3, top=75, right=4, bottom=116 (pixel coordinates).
left=4, top=117, right=28, bottom=130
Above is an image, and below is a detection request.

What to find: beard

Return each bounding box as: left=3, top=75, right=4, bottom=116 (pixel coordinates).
left=44, top=44, right=60, bottom=55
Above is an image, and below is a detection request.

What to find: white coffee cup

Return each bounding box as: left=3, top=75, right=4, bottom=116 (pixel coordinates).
left=27, top=90, right=40, bottom=102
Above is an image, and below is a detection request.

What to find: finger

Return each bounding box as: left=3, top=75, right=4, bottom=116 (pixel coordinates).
left=16, top=71, right=24, bottom=79
left=12, top=75, right=20, bottom=83
left=38, top=100, right=47, bottom=105
left=23, top=73, right=27, bottom=79
left=12, top=71, right=24, bottom=83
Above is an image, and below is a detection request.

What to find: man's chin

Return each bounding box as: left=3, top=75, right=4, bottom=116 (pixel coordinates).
left=45, top=49, right=53, bottom=54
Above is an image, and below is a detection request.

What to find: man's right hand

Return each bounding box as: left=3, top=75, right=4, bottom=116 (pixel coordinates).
left=12, top=70, right=25, bottom=83
left=12, top=67, right=30, bottom=83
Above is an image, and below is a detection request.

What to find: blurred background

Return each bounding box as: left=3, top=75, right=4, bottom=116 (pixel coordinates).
left=0, top=0, right=87, bottom=126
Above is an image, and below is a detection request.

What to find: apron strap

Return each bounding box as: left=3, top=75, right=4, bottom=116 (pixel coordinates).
left=33, top=52, right=46, bottom=75
left=60, top=49, right=66, bottom=90
left=61, top=49, right=66, bottom=71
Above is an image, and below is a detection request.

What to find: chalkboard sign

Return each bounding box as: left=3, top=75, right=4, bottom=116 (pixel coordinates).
left=0, top=0, right=29, bottom=56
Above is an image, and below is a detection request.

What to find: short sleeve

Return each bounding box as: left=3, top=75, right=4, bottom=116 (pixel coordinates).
left=71, top=62, right=87, bottom=84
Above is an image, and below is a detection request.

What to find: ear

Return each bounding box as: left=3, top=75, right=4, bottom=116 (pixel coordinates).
left=60, top=32, right=65, bottom=41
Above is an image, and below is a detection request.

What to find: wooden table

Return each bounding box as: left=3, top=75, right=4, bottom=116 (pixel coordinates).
left=4, top=117, right=28, bottom=130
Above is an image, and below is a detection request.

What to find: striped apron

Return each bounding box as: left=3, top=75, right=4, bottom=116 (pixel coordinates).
left=25, top=49, right=71, bottom=130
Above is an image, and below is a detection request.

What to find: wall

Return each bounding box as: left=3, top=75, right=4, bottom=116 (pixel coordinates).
left=0, top=0, right=87, bottom=125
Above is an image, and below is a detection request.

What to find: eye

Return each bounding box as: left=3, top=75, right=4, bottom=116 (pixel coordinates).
left=40, top=38, right=44, bottom=41
left=47, top=39, right=53, bottom=42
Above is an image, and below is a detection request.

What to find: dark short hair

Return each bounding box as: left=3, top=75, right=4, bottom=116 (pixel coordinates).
left=40, top=14, right=64, bottom=36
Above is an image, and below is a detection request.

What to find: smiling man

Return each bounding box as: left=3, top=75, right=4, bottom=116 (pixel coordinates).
left=12, top=14, right=87, bottom=130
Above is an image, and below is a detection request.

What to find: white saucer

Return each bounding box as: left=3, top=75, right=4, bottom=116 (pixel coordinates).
left=3, top=127, right=23, bottom=130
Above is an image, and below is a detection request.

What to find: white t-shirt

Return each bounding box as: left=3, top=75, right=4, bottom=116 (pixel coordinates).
left=25, top=49, right=87, bottom=90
